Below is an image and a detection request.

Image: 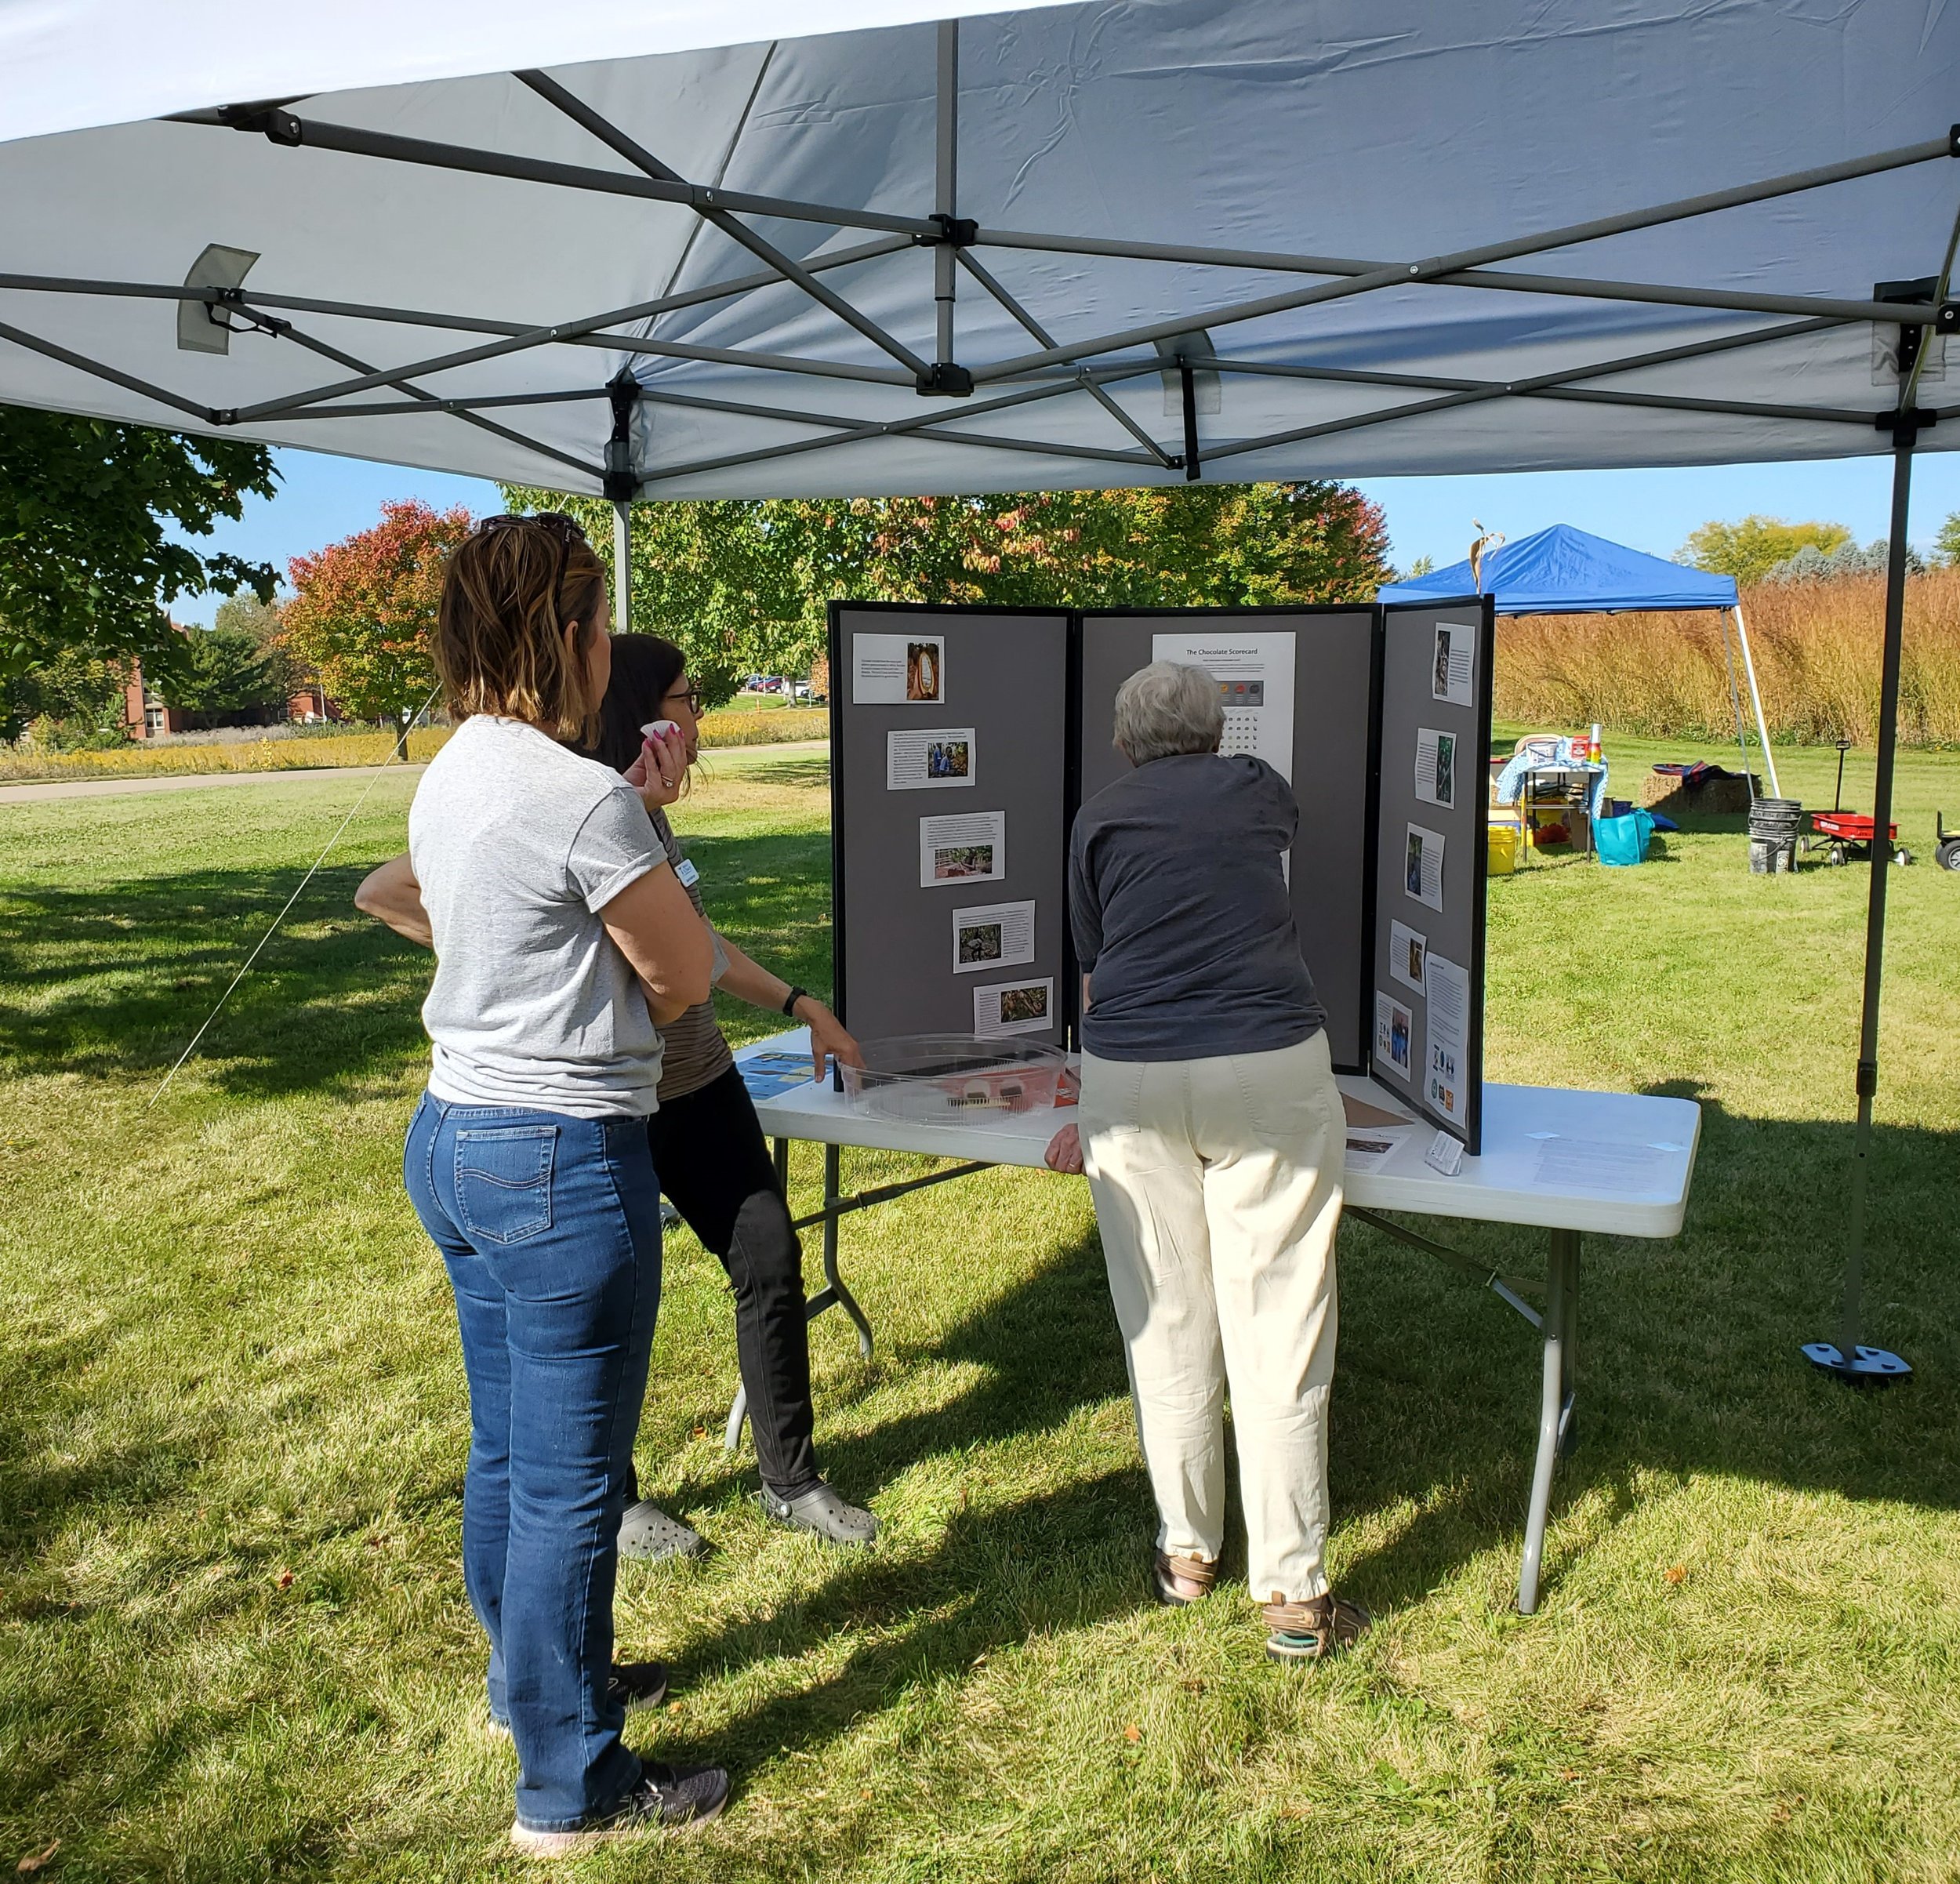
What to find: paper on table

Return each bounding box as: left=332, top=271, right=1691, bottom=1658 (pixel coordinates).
left=1414, top=728, right=1457, bottom=808
left=1404, top=822, right=1446, bottom=913
left=1532, top=1138, right=1675, bottom=1193
left=1388, top=920, right=1426, bottom=993
left=887, top=728, right=975, bottom=790
left=853, top=631, right=945, bottom=704
left=1345, top=1135, right=1399, bottom=1163
left=919, top=809, right=1005, bottom=886
left=1343, top=1092, right=1411, bottom=1129
left=953, top=899, right=1035, bottom=974
left=1432, top=621, right=1475, bottom=709
left=974, top=977, right=1054, bottom=1036
left=1152, top=630, right=1297, bottom=782
left=1423, top=951, right=1469, bottom=1124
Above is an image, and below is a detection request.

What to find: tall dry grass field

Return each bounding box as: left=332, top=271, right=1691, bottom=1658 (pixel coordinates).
left=1494, top=565, right=1960, bottom=746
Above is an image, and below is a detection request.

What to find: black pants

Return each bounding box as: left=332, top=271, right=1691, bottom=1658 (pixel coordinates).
left=645, top=1065, right=821, bottom=1499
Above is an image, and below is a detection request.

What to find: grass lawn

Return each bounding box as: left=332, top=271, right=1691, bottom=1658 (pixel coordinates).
left=2, top=733, right=1958, bottom=1882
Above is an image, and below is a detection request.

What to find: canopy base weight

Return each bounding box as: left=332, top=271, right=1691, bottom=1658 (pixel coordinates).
left=1802, top=1341, right=1912, bottom=1385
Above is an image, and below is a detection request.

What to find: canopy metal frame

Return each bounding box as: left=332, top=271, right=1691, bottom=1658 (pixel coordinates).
left=0, top=27, right=1955, bottom=488
left=0, top=17, right=1947, bottom=1383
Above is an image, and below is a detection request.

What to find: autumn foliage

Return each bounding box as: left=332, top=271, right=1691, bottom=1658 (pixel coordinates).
left=281, top=499, right=474, bottom=735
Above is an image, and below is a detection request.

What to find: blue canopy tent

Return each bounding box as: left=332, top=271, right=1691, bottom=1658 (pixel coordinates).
left=1381, top=524, right=1777, bottom=795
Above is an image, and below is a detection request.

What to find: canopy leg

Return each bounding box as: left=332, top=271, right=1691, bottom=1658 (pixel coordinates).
left=1719, top=608, right=1755, bottom=786
left=611, top=499, right=632, bottom=636
left=1730, top=603, right=1779, bottom=798
left=1803, top=438, right=1913, bottom=1386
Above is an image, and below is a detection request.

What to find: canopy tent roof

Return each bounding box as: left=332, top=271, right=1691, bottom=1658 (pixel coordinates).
left=1377, top=525, right=1740, bottom=615
left=2, top=0, right=1958, bottom=500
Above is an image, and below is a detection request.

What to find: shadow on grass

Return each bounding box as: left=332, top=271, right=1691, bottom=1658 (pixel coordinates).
left=0, top=829, right=835, bottom=1100
left=1329, top=1085, right=1960, bottom=1614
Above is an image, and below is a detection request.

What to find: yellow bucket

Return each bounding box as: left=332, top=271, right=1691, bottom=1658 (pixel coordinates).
left=1487, top=825, right=1521, bottom=875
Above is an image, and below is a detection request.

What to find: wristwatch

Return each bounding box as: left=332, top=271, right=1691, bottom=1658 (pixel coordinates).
left=781, top=984, right=811, bottom=1016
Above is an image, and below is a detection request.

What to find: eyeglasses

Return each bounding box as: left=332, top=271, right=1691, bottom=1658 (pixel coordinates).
left=478, top=510, right=590, bottom=551
left=666, top=686, right=704, bottom=715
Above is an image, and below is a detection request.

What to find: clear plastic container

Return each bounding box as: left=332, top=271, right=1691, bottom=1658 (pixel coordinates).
left=839, top=1033, right=1072, bottom=1122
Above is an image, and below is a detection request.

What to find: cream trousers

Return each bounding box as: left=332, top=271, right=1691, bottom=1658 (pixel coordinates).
left=1080, top=1031, right=1343, bottom=1604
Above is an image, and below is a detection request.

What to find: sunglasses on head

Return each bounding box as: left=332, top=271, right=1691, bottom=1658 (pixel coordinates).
left=478, top=510, right=590, bottom=552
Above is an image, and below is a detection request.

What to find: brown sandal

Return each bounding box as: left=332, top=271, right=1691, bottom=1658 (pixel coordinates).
left=1261, top=1591, right=1371, bottom=1662
left=1152, top=1550, right=1218, bottom=1607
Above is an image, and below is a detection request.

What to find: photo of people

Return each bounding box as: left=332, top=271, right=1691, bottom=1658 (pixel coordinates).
left=1434, top=731, right=1455, bottom=808
left=956, top=920, right=1004, bottom=966
left=1375, top=992, right=1414, bottom=1080
left=1406, top=932, right=1425, bottom=984
left=906, top=639, right=942, bottom=702
left=1406, top=827, right=1425, bottom=898
left=933, top=844, right=995, bottom=880
left=927, top=738, right=971, bottom=779
left=999, top=983, right=1047, bottom=1025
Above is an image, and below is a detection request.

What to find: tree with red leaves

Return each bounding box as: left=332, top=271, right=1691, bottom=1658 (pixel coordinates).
left=282, top=499, right=474, bottom=745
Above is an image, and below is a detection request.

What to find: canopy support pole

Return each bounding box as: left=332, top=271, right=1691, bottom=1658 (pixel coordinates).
left=604, top=372, right=639, bottom=633
left=1803, top=431, right=1917, bottom=1387
left=612, top=503, right=632, bottom=636
left=1717, top=608, right=1755, bottom=786
left=935, top=20, right=959, bottom=368
left=1730, top=603, right=1780, bottom=797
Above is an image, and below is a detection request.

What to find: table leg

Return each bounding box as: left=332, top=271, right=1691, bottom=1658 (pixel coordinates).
left=822, top=1142, right=874, bottom=1359
left=1518, top=1228, right=1579, bottom=1614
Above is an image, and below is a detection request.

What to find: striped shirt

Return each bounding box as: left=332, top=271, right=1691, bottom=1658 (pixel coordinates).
left=650, top=806, right=735, bottom=1102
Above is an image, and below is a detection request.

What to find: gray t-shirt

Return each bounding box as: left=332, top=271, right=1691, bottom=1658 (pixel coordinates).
left=409, top=715, right=667, bottom=1118
left=1068, top=752, right=1326, bottom=1063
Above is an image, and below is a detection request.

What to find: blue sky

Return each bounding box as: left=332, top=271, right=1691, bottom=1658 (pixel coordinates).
left=169, top=443, right=1960, bottom=625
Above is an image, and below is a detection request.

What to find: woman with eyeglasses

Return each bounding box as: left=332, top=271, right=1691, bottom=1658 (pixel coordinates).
left=586, top=634, right=876, bottom=1557
left=354, top=514, right=729, bottom=1853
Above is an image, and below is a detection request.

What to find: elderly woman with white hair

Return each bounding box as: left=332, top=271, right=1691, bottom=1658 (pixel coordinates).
left=1046, top=660, right=1369, bottom=1665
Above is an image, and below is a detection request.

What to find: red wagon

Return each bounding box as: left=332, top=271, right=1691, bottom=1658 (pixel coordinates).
left=1802, top=811, right=1911, bottom=868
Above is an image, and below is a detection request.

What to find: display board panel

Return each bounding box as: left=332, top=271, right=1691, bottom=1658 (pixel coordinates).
left=1078, top=608, right=1377, bottom=1071
left=1370, top=597, right=1495, bottom=1152
left=830, top=604, right=1073, bottom=1050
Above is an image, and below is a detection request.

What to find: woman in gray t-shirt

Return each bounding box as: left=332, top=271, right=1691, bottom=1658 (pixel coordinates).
left=361, top=516, right=728, bottom=1853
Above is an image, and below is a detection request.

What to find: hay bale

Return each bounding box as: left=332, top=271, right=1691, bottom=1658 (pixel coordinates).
left=1641, top=769, right=1756, bottom=816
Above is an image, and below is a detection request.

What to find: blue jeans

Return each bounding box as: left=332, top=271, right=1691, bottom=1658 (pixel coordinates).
left=403, top=1091, right=662, bottom=1833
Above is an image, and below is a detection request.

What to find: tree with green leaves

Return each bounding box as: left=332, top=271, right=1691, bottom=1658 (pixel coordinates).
left=282, top=499, right=474, bottom=744
left=0, top=645, right=130, bottom=746
left=161, top=625, right=286, bottom=723
left=213, top=590, right=300, bottom=703
left=0, top=406, right=277, bottom=688
left=499, top=481, right=1392, bottom=707
left=1933, top=510, right=1960, bottom=567
left=1677, top=514, right=1851, bottom=586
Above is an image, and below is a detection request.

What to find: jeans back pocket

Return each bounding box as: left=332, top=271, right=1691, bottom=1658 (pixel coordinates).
left=454, top=1125, right=558, bottom=1246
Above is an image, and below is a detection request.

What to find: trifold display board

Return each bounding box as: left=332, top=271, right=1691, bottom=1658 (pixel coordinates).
left=829, top=596, right=1496, bottom=1150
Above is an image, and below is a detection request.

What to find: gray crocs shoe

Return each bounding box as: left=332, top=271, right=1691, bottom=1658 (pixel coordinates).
left=618, top=1499, right=706, bottom=1562
left=759, top=1483, right=879, bottom=1546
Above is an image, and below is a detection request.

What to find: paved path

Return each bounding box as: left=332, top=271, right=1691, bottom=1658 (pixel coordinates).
left=0, top=762, right=426, bottom=804
left=0, top=739, right=828, bottom=806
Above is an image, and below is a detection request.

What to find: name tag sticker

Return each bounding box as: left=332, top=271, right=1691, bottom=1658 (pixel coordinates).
left=676, top=859, right=700, bottom=888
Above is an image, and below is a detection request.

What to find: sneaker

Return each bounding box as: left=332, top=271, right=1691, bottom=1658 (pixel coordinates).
left=1261, top=1592, right=1371, bottom=1664
left=490, top=1661, right=670, bottom=1737
left=618, top=1500, right=706, bottom=1562
left=509, top=1762, right=731, bottom=1854
left=758, top=1482, right=879, bottom=1546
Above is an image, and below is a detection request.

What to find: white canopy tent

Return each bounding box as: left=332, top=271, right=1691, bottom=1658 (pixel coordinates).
left=2, top=0, right=1951, bottom=1377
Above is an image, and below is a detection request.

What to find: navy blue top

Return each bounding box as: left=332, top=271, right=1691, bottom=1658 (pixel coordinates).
left=1067, top=752, right=1325, bottom=1062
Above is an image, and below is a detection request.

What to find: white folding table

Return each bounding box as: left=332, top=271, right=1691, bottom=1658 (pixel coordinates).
left=731, top=1030, right=1699, bottom=1614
